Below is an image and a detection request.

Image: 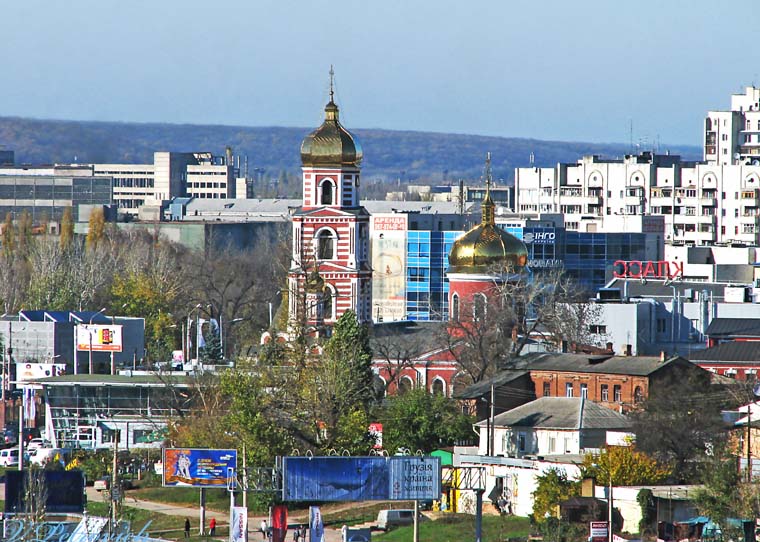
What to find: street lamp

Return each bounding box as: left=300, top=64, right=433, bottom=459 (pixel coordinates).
left=592, top=462, right=614, bottom=542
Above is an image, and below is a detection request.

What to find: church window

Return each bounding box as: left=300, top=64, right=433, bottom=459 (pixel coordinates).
left=320, top=180, right=333, bottom=205
left=317, top=230, right=335, bottom=260
left=473, top=293, right=487, bottom=321
left=452, top=294, right=460, bottom=321
left=322, top=287, right=334, bottom=320
left=432, top=379, right=445, bottom=395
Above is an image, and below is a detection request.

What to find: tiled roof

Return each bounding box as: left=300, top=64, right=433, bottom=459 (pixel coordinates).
left=475, top=397, right=631, bottom=430
left=517, top=352, right=678, bottom=376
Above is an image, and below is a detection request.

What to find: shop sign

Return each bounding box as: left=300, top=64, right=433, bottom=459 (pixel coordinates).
left=612, top=260, right=683, bottom=279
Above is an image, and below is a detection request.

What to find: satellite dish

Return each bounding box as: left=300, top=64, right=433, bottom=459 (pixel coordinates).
left=734, top=152, right=741, bottom=160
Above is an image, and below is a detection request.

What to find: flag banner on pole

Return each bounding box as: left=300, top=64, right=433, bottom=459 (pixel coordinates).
left=230, top=506, right=247, bottom=542
left=197, top=318, right=207, bottom=349
left=272, top=504, right=288, bottom=542
left=23, top=388, right=35, bottom=421
left=309, top=506, right=324, bottom=542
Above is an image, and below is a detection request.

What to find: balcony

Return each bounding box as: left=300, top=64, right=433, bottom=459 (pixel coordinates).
left=700, top=196, right=717, bottom=206
left=739, top=146, right=760, bottom=156
left=742, top=189, right=760, bottom=203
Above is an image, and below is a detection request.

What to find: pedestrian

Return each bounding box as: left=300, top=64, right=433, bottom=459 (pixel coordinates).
left=292, top=524, right=299, bottom=542
left=184, top=518, right=191, bottom=539
left=209, top=517, right=217, bottom=536
left=260, top=519, right=268, bottom=541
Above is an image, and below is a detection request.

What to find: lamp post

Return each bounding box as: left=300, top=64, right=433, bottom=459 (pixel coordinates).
left=88, top=308, right=107, bottom=374
left=593, top=462, right=614, bottom=542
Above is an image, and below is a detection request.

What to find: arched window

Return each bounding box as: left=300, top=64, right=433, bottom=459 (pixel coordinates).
left=398, top=377, right=413, bottom=394
left=322, top=287, right=334, bottom=321
left=473, top=293, right=487, bottom=321
left=317, top=230, right=334, bottom=260
left=633, top=386, right=644, bottom=404
left=320, top=180, right=333, bottom=205
left=452, top=294, right=460, bottom=322
left=431, top=379, right=445, bottom=396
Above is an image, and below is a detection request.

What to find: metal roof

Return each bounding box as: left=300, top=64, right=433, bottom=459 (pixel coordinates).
left=517, top=352, right=680, bottom=376
left=475, top=397, right=632, bottom=430
left=705, top=318, right=760, bottom=338
left=688, top=341, right=760, bottom=363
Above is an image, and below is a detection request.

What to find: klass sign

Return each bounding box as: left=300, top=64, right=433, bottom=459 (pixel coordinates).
left=612, top=260, right=683, bottom=279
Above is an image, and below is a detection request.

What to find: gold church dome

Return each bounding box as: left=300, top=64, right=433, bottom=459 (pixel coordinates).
left=448, top=155, right=528, bottom=275
left=300, top=71, right=362, bottom=167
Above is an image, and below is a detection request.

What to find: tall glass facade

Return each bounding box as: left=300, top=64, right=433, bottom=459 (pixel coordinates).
left=406, top=231, right=459, bottom=320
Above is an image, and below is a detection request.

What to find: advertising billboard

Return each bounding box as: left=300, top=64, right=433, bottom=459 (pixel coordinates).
left=16, top=362, right=66, bottom=381
left=162, top=448, right=237, bottom=487
left=76, top=324, right=123, bottom=352
left=282, top=456, right=441, bottom=501
left=371, top=215, right=407, bottom=322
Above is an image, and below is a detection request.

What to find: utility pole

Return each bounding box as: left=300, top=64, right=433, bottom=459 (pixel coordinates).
left=112, top=429, right=119, bottom=529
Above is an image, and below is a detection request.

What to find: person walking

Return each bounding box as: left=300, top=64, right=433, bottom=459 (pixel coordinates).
left=260, top=519, right=268, bottom=541
left=292, top=524, right=299, bottom=542
left=209, top=517, right=217, bottom=536
left=184, top=518, right=191, bottom=539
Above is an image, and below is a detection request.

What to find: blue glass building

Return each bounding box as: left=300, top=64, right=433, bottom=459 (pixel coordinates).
left=406, top=231, right=460, bottom=320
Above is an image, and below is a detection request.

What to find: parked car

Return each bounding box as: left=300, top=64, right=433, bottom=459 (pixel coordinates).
left=376, top=509, right=426, bottom=531
left=27, top=438, right=52, bottom=451
left=0, top=448, right=19, bottom=467
left=94, top=475, right=133, bottom=492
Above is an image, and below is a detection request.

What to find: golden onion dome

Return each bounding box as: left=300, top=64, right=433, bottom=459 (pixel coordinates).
left=448, top=155, right=528, bottom=274
left=300, top=97, right=363, bottom=167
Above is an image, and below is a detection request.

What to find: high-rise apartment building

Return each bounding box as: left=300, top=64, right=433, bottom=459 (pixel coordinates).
left=515, top=152, right=760, bottom=246
left=704, top=86, right=760, bottom=165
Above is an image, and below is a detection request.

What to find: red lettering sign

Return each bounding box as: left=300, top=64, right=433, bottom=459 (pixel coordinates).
left=612, top=260, right=683, bottom=279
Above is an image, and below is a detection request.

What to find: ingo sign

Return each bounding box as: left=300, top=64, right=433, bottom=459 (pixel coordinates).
left=612, top=260, right=683, bottom=279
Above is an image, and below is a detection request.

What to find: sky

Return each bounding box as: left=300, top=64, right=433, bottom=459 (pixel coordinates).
left=2, top=0, right=759, bottom=146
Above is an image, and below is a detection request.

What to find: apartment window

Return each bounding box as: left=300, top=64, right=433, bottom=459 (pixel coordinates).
left=685, top=207, right=696, bottom=216
left=634, top=386, right=644, bottom=404
left=548, top=436, right=556, bottom=454
left=686, top=189, right=696, bottom=198
left=601, top=384, right=609, bottom=402
left=543, top=382, right=550, bottom=396
left=722, top=133, right=728, bottom=141
left=589, top=325, right=607, bottom=334
left=580, top=383, right=588, bottom=398
left=613, top=385, right=622, bottom=403
left=736, top=209, right=740, bottom=218
left=565, top=383, right=574, bottom=398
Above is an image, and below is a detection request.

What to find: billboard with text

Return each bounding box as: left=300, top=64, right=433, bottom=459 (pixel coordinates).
left=76, top=324, right=123, bottom=352
left=163, top=448, right=237, bottom=487
left=282, top=456, right=441, bottom=501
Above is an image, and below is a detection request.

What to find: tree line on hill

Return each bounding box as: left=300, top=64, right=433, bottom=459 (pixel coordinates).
left=0, top=116, right=701, bottom=189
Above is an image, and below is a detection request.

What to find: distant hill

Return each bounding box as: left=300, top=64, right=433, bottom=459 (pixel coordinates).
left=0, top=116, right=702, bottom=183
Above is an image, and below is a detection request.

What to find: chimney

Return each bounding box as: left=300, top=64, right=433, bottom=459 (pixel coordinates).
left=625, top=344, right=632, bottom=356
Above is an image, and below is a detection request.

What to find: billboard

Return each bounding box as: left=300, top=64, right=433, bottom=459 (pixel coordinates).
left=371, top=215, right=407, bottom=322
left=162, top=448, right=237, bottom=487
left=282, top=456, right=441, bottom=501
left=16, top=362, right=66, bottom=381
left=4, top=470, right=86, bottom=514
left=76, top=324, right=123, bottom=352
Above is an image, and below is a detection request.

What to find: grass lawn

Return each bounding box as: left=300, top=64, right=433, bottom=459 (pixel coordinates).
left=87, top=501, right=230, bottom=541
left=374, top=514, right=531, bottom=542
left=132, top=486, right=232, bottom=512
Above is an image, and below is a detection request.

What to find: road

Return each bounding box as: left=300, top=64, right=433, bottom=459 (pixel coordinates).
left=85, top=486, right=349, bottom=542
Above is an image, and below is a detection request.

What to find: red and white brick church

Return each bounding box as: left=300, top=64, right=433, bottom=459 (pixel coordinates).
left=278, top=81, right=528, bottom=398
left=286, top=81, right=372, bottom=329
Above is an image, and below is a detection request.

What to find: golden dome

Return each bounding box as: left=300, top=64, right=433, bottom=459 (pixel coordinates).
left=448, top=154, right=528, bottom=275
left=300, top=97, right=362, bottom=167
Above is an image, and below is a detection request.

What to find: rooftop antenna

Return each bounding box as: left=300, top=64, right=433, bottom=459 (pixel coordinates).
left=529, top=151, right=535, bottom=166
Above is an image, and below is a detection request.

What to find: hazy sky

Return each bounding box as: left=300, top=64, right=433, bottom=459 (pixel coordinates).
left=2, top=0, right=759, bottom=145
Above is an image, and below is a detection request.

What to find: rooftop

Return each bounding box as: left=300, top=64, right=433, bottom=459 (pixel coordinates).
left=475, top=397, right=632, bottom=430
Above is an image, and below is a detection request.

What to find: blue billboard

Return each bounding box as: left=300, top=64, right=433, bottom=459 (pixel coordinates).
left=282, top=456, right=441, bottom=501
left=163, top=448, right=237, bottom=487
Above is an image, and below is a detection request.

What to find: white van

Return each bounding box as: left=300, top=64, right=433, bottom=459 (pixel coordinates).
left=376, top=509, right=420, bottom=531
left=0, top=448, right=19, bottom=467
left=29, top=447, right=67, bottom=466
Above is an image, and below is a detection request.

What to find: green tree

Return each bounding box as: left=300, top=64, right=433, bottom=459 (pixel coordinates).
left=199, top=324, right=223, bottom=364
left=378, top=388, right=474, bottom=453
left=532, top=468, right=580, bottom=523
